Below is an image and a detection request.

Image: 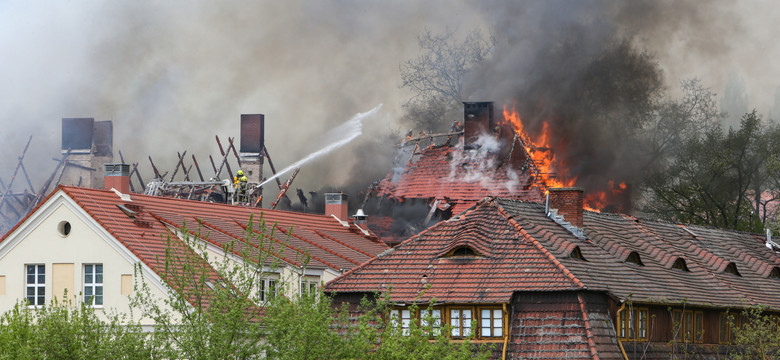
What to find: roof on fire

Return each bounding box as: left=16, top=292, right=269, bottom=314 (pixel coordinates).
left=326, top=197, right=780, bottom=310
left=373, top=138, right=545, bottom=217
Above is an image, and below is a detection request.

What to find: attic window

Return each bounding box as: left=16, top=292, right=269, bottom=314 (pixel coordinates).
left=769, top=267, right=780, bottom=279
left=57, top=221, right=71, bottom=237
left=569, top=246, right=586, bottom=261
left=625, top=251, right=644, bottom=266
left=672, top=258, right=690, bottom=272
left=116, top=204, right=137, bottom=218
left=724, top=262, right=741, bottom=277
left=445, top=246, right=481, bottom=258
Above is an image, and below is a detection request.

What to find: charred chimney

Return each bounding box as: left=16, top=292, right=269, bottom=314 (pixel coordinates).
left=463, top=102, right=495, bottom=149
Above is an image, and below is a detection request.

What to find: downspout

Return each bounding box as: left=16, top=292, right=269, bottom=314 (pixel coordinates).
left=616, top=301, right=629, bottom=360
left=502, top=302, right=509, bottom=360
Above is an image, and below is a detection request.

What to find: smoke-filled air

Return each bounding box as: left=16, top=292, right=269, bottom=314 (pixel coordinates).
left=2, top=0, right=780, bottom=212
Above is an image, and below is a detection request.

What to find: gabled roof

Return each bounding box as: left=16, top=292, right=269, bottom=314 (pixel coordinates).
left=2, top=186, right=388, bottom=275
left=326, top=198, right=780, bottom=310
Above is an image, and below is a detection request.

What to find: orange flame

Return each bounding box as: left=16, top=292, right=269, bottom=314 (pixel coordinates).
left=501, top=105, right=629, bottom=213
left=502, top=105, right=576, bottom=191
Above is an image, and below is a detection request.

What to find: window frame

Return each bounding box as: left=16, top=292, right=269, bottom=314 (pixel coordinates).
left=258, top=275, right=280, bottom=302
left=449, top=306, right=475, bottom=338
left=478, top=306, right=504, bottom=339
left=83, top=263, right=104, bottom=307
left=617, top=307, right=649, bottom=341
left=25, top=264, right=45, bottom=308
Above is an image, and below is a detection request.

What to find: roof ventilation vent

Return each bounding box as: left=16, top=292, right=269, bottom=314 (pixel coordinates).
left=625, top=251, right=644, bottom=266
left=724, top=262, right=741, bottom=276
left=445, top=246, right=481, bottom=258
left=671, top=258, right=690, bottom=272
left=769, top=267, right=780, bottom=279
left=569, top=246, right=586, bottom=261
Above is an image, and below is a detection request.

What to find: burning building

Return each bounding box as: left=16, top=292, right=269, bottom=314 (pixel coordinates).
left=363, top=102, right=631, bottom=245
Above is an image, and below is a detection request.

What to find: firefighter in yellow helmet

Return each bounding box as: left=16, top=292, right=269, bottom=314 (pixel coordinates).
left=234, top=170, right=248, bottom=202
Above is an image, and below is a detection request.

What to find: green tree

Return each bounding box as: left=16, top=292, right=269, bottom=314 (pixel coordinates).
left=130, top=215, right=489, bottom=359
left=0, top=296, right=163, bottom=359
left=645, top=111, right=780, bottom=231
left=727, top=306, right=780, bottom=360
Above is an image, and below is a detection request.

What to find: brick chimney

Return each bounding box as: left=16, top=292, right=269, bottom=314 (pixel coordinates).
left=547, top=187, right=584, bottom=228
left=325, top=193, right=348, bottom=220
left=463, top=102, right=495, bottom=150
left=104, top=164, right=130, bottom=193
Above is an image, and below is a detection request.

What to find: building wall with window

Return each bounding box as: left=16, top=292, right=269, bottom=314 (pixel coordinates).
left=0, top=192, right=172, bottom=324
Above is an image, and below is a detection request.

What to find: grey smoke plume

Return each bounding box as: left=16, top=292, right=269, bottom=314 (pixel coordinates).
left=1, top=0, right=779, bottom=205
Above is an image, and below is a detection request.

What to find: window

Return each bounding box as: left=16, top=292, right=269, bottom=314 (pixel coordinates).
left=84, top=264, right=103, bottom=306
left=420, top=309, right=442, bottom=336
left=480, top=308, right=503, bottom=337
left=618, top=307, right=649, bottom=341
left=720, top=311, right=747, bottom=344
left=259, top=277, right=279, bottom=302
left=450, top=307, right=473, bottom=337
left=300, top=276, right=319, bottom=295
left=769, top=267, right=780, bottom=279
left=390, top=309, right=412, bottom=335
left=694, top=311, right=704, bottom=343
left=670, top=309, right=702, bottom=343
left=26, top=264, right=45, bottom=307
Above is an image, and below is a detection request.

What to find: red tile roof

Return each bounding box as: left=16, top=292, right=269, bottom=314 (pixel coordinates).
left=326, top=198, right=780, bottom=310
left=374, top=142, right=544, bottom=214
left=3, top=186, right=388, bottom=280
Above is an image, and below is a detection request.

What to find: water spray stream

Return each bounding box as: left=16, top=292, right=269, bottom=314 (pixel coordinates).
left=257, top=104, right=383, bottom=188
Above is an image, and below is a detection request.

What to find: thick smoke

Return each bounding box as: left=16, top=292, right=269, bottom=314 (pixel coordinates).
left=460, top=0, right=779, bottom=195
left=2, top=0, right=780, bottom=210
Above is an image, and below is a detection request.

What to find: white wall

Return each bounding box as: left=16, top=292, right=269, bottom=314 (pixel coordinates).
left=0, top=194, right=170, bottom=325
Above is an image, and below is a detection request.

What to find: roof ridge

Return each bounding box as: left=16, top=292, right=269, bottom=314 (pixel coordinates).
left=494, top=202, right=585, bottom=289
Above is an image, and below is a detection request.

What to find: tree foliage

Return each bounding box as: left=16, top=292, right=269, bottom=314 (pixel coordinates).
left=0, top=296, right=167, bottom=359
left=644, top=110, right=780, bottom=231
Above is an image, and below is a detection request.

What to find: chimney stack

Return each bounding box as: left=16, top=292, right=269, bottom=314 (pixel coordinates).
left=463, top=102, right=495, bottom=150
left=60, top=118, right=114, bottom=189
left=548, top=187, right=584, bottom=228
left=104, top=164, right=130, bottom=194
left=325, top=193, right=349, bottom=220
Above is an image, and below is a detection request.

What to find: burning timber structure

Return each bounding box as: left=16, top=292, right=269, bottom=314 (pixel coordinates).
left=0, top=113, right=303, bottom=237
left=363, top=102, right=631, bottom=245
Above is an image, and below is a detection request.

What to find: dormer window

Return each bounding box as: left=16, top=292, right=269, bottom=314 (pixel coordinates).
left=724, top=262, right=741, bottom=276
left=672, top=258, right=690, bottom=272
left=569, top=246, right=586, bottom=261
left=769, top=267, right=780, bottom=279
left=625, top=251, right=644, bottom=266
left=446, top=246, right=480, bottom=258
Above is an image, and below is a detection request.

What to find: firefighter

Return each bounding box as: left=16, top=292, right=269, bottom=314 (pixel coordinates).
left=234, top=170, right=248, bottom=203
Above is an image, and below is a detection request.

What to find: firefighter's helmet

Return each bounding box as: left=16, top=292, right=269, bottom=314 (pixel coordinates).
left=237, top=170, right=244, bottom=176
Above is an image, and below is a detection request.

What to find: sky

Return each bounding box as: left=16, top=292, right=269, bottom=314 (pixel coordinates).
left=1, top=0, right=780, bottom=199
